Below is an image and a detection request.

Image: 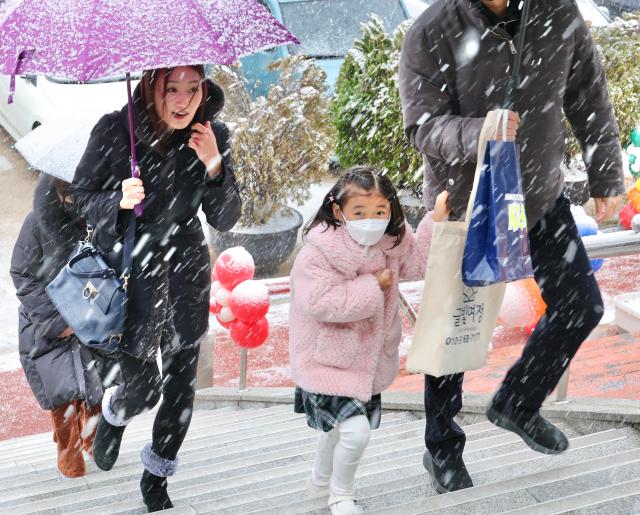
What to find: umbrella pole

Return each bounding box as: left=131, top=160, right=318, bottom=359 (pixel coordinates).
left=126, top=73, right=143, bottom=217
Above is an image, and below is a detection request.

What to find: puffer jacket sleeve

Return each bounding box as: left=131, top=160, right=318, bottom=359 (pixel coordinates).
left=201, top=121, right=242, bottom=231
left=10, top=214, right=67, bottom=341
left=70, top=114, right=123, bottom=239
left=399, top=22, right=485, bottom=164
left=399, top=215, right=435, bottom=281
left=563, top=5, right=624, bottom=198
left=291, top=244, right=385, bottom=324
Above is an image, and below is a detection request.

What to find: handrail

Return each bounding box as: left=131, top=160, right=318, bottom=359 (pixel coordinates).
left=237, top=229, right=640, bottom=400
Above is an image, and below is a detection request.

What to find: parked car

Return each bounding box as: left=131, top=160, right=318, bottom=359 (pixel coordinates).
left=0, top=74, right=136, bottom=141
left=240, top=0, right=412, bottom=96
left=597, top=0, right=640, bottom=17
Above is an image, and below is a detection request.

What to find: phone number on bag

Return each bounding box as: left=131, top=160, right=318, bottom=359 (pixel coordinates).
left=446, top=333, right=481, bottom=346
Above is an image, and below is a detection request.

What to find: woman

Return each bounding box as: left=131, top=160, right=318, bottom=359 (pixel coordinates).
left=10, top=173, right=117, bottom=479
left=72, top=65, right=241, bottom=511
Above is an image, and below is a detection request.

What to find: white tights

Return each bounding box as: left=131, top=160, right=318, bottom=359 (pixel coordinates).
left=311, top=415, right=371, bottom=497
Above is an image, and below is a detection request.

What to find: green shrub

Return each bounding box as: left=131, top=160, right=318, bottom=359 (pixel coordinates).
left=331, top=15, right=422, bottom=192
left=566, top=13, right=640, bottom=158
left=211, top=57, right=335, bottom=226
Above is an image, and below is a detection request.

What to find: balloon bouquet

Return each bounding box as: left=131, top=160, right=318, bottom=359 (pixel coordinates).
left=209, top=247, right=270, bottom=349
left=498, top=206, right=605, bottom=332
left=618, top=127, right=640, bottom=230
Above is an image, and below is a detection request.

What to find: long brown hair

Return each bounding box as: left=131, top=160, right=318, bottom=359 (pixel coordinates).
left=139, top=65, right=209, bottom=140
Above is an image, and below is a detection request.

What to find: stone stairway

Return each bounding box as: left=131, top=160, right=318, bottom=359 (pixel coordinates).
left=1, top=405, right=640, bottom=514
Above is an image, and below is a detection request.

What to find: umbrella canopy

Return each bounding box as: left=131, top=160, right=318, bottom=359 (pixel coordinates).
left=1, top=0, right=298, bottom=215
left=0, top=0, right=298, bottom=83
left=14, top=111, right=100, bottom=182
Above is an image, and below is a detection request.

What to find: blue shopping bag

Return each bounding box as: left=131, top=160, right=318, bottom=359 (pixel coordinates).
left=462, top=121, right=533, bottom=287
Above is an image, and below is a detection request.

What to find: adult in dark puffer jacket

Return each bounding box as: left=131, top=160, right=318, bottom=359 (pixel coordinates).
left=10, top=173, right=118, bottom=478
left=399, top=0, right=624, bottom=495
left=71, top=65, right=241, bottom=511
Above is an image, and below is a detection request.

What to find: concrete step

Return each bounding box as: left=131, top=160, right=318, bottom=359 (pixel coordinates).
left=365, top=445, right=640, bottom=514
left=245, top=428, right=638, bottom=515
left=5, top=417, right=514, bottom=513
left=1, top=403, right=639, bottom=515
left=0, top=405, right=295, bottom=465
left=0, top=412, right=413, bottom=497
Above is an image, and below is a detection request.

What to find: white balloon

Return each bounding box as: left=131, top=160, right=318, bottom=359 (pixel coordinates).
left=211, top=280, right=222, bottom=295
left=215, top=288, right=231, bottom=307
left=218, top=306, right=236, bottom=322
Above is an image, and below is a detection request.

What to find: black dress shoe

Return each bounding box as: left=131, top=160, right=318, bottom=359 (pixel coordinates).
left=423, top=450, right=473, bottom=494
left=92, top=414, right=126, bottom=471
left=140, top=470, right=174, bottom=512
left=487, top=401, right=569, bottom=454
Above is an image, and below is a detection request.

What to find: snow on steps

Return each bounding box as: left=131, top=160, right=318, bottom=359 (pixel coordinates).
left=0, top=406, right=639, bottom=514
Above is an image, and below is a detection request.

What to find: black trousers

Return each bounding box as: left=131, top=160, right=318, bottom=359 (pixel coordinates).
left=424, top=195, right=604, bottom=462
left=110, top=344, right=200, bottom=461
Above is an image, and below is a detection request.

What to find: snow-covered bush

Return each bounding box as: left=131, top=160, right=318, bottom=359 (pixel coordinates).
left=566, top=13, right=640, bottom=158
left=331, top=16, right=422, bottom=192
left=211, top=56, right=334, bottom=226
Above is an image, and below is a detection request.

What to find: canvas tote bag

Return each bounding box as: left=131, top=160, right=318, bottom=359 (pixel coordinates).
left=406, top=110, right=507, bottom=377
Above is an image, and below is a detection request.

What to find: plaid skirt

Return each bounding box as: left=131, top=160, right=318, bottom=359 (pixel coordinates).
left=294, top=386, right=382, bottom=432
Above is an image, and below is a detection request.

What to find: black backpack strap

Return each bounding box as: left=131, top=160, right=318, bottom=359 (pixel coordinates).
left=120, top=211, right=136, bottom=289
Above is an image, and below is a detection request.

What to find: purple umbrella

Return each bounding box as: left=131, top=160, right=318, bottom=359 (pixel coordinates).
left=0, top=0, right=298, bottom=214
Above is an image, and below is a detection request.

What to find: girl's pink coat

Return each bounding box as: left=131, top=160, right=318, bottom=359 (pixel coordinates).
left=289, top=216, right=433, bottom=402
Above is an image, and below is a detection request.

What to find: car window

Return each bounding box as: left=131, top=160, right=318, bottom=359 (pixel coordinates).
left=46, top=73, right=142, bottom=84
left=575, top=0, right=611, bottom=26
left=280, top=0, right=408, bottom=58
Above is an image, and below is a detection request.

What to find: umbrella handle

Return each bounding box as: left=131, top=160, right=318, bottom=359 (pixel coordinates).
left=126, top=73, right=143, bottom=217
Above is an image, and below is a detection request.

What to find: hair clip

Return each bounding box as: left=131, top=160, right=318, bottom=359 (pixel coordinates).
left=328, top=194, right=335, bottom=203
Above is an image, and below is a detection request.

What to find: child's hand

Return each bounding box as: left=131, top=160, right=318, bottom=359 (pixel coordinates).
left=374, top=269, right=393, bottom=291
left=433, top=190, right=450, bottom=222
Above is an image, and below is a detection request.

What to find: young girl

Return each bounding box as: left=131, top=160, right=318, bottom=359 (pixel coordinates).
left=289, top=167, right=447, bottom=514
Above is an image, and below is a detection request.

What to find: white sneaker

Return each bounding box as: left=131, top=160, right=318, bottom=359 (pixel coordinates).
left=329, top=495, right=363, bottom=515
left=305, top=475, right=330, bottom=497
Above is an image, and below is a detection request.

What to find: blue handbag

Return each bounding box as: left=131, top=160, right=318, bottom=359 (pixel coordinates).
left=462, top=116, right=533, bottom=287
left=46, top=214, right=135, bottom=353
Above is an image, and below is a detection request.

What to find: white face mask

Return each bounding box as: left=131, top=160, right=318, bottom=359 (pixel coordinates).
left=341, top=212, right=390, bottom=246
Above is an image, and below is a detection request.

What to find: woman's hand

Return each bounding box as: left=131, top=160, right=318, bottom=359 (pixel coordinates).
left=120, top=177, right=145, bottom=210
left=189, top=121, right=222, bottom=178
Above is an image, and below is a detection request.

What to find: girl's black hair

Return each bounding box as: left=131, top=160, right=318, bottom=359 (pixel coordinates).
left=303, top=166, right=406, bottom=248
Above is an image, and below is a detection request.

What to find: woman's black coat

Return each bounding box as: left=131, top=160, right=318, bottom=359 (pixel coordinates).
left=10, top=174, right=114, bottom=410
left=71, top=80, right=241, bottom=360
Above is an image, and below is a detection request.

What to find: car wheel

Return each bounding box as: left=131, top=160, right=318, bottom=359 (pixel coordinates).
left=32, top=121, right=41, bottom=131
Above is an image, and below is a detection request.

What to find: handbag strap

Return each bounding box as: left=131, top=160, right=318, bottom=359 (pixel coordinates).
left=121, top=212, right=136, bottom=288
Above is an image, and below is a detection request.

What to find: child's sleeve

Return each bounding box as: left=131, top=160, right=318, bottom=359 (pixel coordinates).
left=399, top=214, right=435, bottom=281
left=291, top=246, right=385, bottom=324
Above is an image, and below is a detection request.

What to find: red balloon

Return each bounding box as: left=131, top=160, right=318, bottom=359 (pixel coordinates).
left=216, top=314, right=231, bottom=329
left=230, top=317, right=269, bottom=348
left=229, top=280, right=270, bottom=322
left=214, top=247, right=255, bottom=290
left=619, top=202, right=637, bottom=230
left=209, top=298, right=222, bottom=315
